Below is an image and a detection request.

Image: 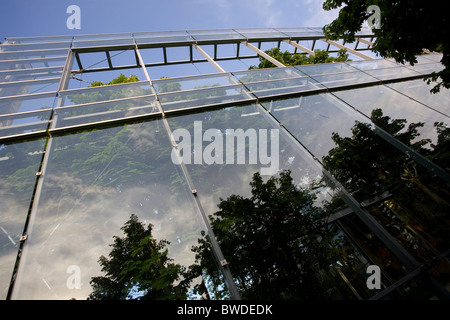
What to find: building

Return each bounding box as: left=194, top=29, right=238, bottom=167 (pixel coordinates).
left=0, top=28, right=449, bottom=300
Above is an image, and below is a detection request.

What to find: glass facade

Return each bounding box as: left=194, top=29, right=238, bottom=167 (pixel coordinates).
left=0, top=28, right=449, bottom=300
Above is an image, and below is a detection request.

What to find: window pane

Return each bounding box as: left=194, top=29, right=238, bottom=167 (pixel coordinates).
left=54, top=95, right=159, bottom=127
left=153, top=74, right=253, bottom=111
left=387, top=79, right=450, bottom=116
left=311, top=71, right=378, bottom=88
left=333, top=85, right=449, bottom=145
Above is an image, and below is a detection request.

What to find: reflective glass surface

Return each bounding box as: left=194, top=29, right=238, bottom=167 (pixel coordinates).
left=387, top=79, right=450, bottom=116
left=0, top=57, right=67, bottom=71
left=364, top=66, right=421, bottom=81
left=311, top=71, right=379, bottom=88
left=0, top=49, right=69, bottom=61
left=11, top=120, right=222, bottom=300
left=296, top=62, right=358, bottom=76
left=59, top=81, right=153, bottom=106
left=54, top=95, right=159, bottom=127
left=333, top=85, right=449, bottom=145
left=0, top=78, right=60, bottom=96
left=0, top=138, right=47, bottom=299
left=260, top=94, right=363, bottom=159
left=0, top=67, right=63, bottom=82
left=2, top=29, right=450, bottom=300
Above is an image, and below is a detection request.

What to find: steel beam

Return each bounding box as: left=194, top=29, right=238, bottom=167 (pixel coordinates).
left=357, top=37, right=374, bottom=47
left=193, top=43, right=226, bottom=73
left=322, top=39, right=374, bottom=60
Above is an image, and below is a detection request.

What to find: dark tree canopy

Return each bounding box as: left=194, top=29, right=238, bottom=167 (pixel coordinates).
left=322, top=0, right=450, bottom=93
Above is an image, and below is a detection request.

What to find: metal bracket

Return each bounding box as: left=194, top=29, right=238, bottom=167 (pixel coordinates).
left=19, top=234, right=28, bottom=242
left=220, top=259, right=228, bottom=267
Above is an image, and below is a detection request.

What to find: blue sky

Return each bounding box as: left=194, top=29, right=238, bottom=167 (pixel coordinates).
left=0, top=0, right=340, bottom=40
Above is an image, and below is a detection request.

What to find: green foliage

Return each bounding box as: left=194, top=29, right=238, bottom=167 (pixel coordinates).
left=322, top=0, right=450, bottom=93
left=249, top=48, right=350, bottom=69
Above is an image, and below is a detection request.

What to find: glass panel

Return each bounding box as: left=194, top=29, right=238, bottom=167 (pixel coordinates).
left=0, top=78, right=60, bottom=97
left=5, top=36, right=74, bottom=44
left=239, top=76, right=324, bottom=98
left=153, top=73, right=238, bottom=93
left=0, top=138, right=46, bottom=299
left=387, top=79, right=450, bottom=116
left=158, top=85, right=252, bottom=111
left=276, top=28, right=324, bottom=38
left=0, top=42, right=72, bottom=52
left=232, top=67, right=304, bottom=82
left=406, top=63, right=445, bottom=75
left=72, top=38, right=135, bottom=49
left=54, top=95, right=159, bottom=128
left=311, top=71, right=378, bottom=88
left=260, top=94, right=363, bottom=160
left=0, top=109, right=51, bottom=138
left=134, top=31, right=193, bottom=45
left=0, top=57, right=67, bottom=72
left=296, top=62, right=359, bottom=76
left=232, top=67, right=325, bottom=97
left=188, top=29, right=245, bottom=42
left=365, top=66, right=421, bottom=81
left=234, top=28, right=287, bottom=39
left=421, top=53, right=443, bottom=63
left=0, top=92, right=57, bottom=114
left=261, top=91, right=450, bottom=296
left=0, top=49, right=69, bottom=61
left=166, top=103, right=348, bottom=299
left=11, top=119, right=224, bottom=300
left=153, top=74, right=253, bottom=111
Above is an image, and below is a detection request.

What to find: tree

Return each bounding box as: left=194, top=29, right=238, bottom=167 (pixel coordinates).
left=88, top=214, right=190, bottom=300
left=322, top=0, right=450, bottom=93
left=249, top=47, right=350, bottom=69
left=188, top=170, right=342, bottom=300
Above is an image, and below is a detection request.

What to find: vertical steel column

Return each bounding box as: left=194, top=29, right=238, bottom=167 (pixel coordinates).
left=134, top=43, right=242, bottom=300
